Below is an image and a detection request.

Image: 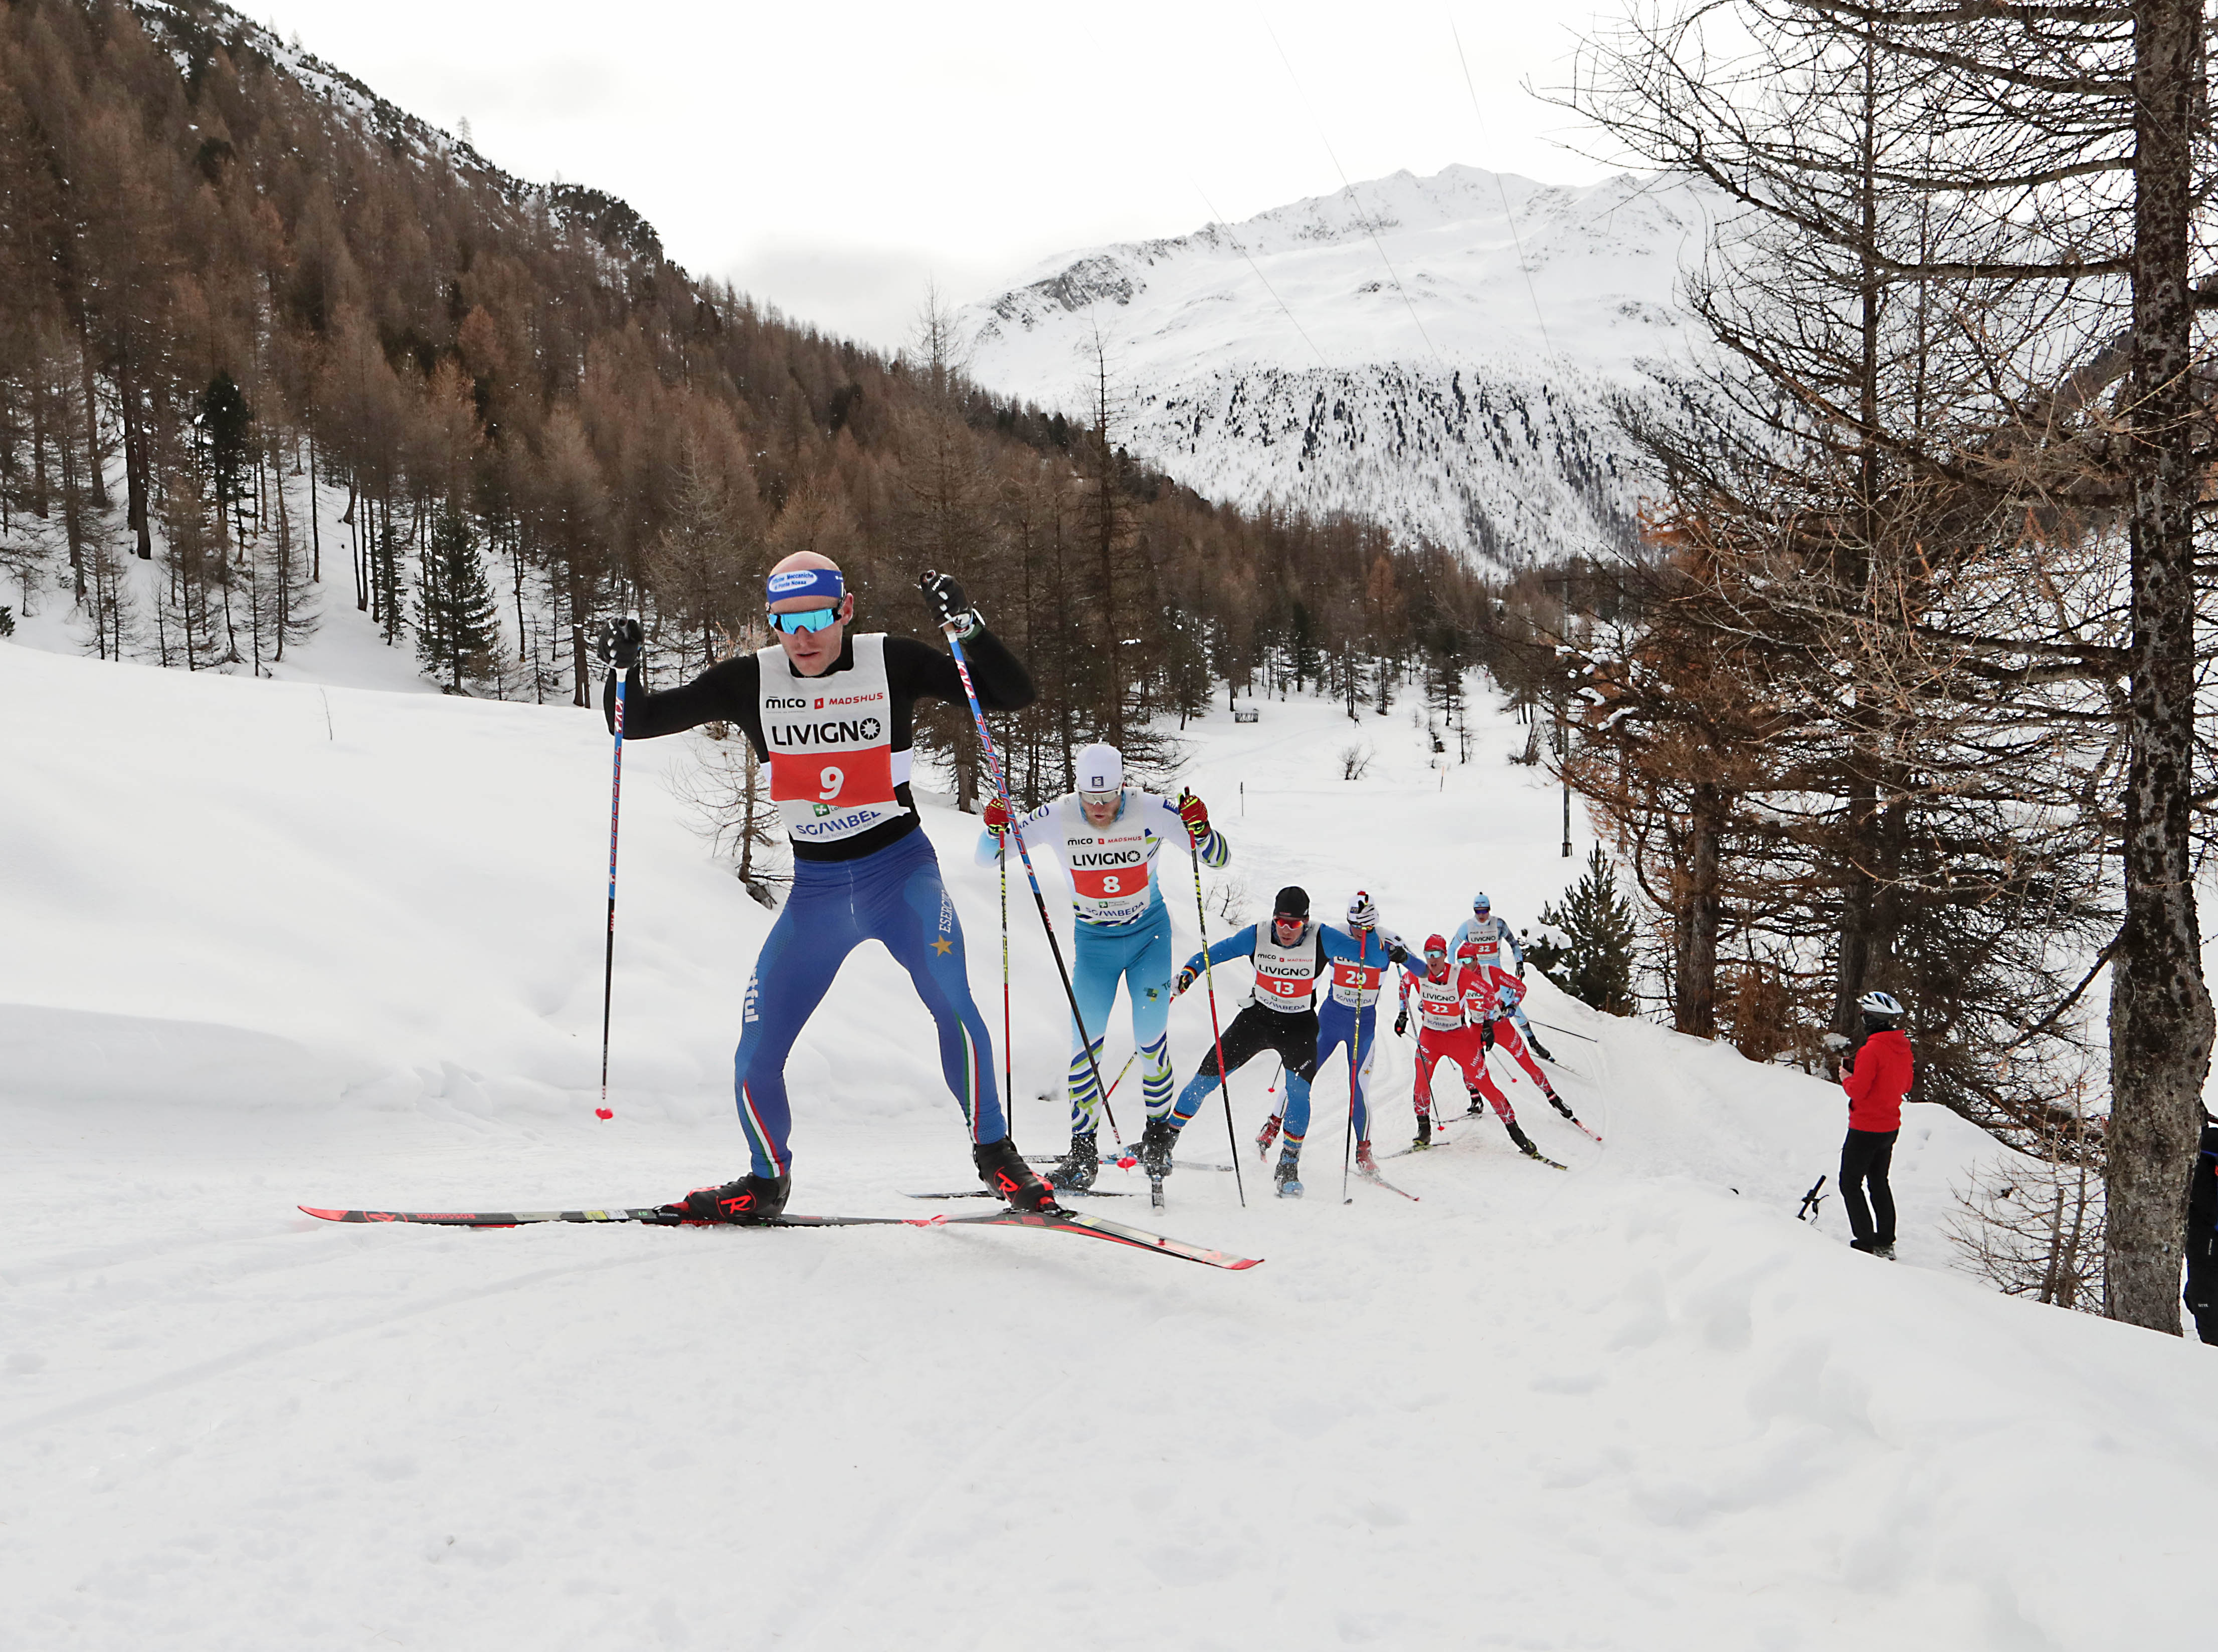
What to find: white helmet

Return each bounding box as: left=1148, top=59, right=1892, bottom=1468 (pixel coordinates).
left=1347, top=890, right=1379, bottom=931
left=1074, top=742, right=1124, bottom=796
left=1857, top=990, right=1905, bottom=1018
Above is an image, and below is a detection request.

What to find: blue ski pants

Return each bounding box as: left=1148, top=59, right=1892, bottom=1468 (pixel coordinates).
left=1067, top=908, right=1175, bottom=1135
left=1302, top=999, right=1380, bottom=1145
left=732, top=828, right=1002, bottom=1177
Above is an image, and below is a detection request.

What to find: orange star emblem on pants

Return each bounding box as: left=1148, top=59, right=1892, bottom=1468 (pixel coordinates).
left=932, top=937, right=953, bottom=955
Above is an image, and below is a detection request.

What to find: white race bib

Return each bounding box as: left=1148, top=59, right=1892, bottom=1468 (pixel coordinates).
left=758, top=635, right=911, bottom=845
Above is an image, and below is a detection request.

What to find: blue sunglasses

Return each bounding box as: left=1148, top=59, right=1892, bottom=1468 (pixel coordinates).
left=768, top=605, right=841, bottom=635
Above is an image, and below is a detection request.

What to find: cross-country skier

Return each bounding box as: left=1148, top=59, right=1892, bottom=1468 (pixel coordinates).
left=973, top=742, right=1227, bottom=1190
left=1253, top=892, right=1403, bottom=1178
left=1393, top=936, right=1547, bottom=1160
left=1452, top=892, right=1553, bottom=1060
left=596, top=552, right=1056, bottom=1222
left=1172, top=888, right=1407, bottom=1197
left=1838, top=989, right=1913, bottom=1259
left=1462, top=939, right=1573, bottom=1112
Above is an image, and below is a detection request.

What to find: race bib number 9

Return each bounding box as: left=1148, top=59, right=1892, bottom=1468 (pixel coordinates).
left=771, top=746, right=893, bottom=806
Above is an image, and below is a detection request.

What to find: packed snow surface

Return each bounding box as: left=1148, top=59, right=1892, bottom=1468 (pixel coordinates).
left=4, top=631, right=2213, bottom=1650
left=957, top=164, right=1719, bottom=569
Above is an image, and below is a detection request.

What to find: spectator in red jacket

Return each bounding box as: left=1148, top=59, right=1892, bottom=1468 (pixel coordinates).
left=1839, top=990, right=1914, bottom=1259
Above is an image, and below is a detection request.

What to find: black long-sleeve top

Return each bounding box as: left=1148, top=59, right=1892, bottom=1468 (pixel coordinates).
left=603, top=628, right=1034, bottom=861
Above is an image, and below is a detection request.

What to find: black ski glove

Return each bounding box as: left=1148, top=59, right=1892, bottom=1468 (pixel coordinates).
left=1388, top=941, right=1409, bottom=966
left=1394, top=1008, right=1409, bottom=1038
left=1480, top=1020, right=1495, bottom=1052
left=595, top=616, right=643, bottom=670
left=919, top=570, right=982, bottom=639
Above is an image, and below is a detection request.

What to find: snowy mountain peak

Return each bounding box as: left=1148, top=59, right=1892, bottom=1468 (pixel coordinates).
left=959, top=163, right=1721, bottom=569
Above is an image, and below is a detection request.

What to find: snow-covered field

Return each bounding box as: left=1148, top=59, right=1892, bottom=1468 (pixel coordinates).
left=4, top=624, right=2214, bottom=1650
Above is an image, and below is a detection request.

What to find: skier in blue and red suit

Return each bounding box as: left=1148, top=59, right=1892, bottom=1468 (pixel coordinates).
left=1168, top=887, right=1407, bottom=1198
left=597, top=550, right=1056, bottom=1221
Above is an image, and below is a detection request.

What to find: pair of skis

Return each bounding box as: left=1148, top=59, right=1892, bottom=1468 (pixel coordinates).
left=300, top=1201, right=1261, bottom=1271
left=1387, top=1110, right=1570, bottom=1171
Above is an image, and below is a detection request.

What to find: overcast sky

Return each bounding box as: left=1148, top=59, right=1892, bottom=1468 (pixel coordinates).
left=263, top=0, right=1626, bottom=351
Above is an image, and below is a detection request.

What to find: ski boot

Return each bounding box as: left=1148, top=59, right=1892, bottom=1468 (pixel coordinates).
left=1355, top=1138, right=1379, bottom=1176
left=663, top=1172, right=791, bottom=1224
left=1411, top=1113, right=1432, bottom=1151
left=1505, top=1120, right=1542, bottom=1159
left=1525, top=1027, right=1555, bottom=1061
left=1273, top=1148, right=1304, bottom=1199
left=1255, top=1114, right=1282, bottom=1158
left=973, top=1137, right=1059, bottom=1212
left=1874, top=1242, right=1898, bottom=1261
left=1138, top=1117, right=1178, bottom=1182
left=1463, top=1085, right=1491, bottom=1120
left=1046, top=1132, right=1099, bottom=1192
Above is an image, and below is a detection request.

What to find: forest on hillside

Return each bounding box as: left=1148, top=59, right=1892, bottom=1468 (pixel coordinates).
left=0, top=0, right=1531, bottom=810
left=1513, top=0, right=2218, bottom=1328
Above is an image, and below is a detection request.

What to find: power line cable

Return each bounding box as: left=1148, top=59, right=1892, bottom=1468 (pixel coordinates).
left=1190, top=178, right=1335, bottom=372
left=1450, top=18, right=1554, bottom=358
left=1259, top=16, right=1444, bottom=366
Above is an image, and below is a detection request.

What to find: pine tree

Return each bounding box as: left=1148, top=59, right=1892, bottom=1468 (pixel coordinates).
left=199, top=372, right=254, bottom=544
left=1534, top=845, right=1637, bottom=1015
left=414, top=508, right=502, bottom=692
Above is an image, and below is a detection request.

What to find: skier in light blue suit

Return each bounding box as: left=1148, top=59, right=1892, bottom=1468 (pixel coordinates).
left=1451, top=891, right=1553, bottom=1060
left=976, top=741, right=1226, bottom=1190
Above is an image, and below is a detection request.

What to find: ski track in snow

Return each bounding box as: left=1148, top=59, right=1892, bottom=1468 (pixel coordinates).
left=3, top=631, right=2215, bottom=1649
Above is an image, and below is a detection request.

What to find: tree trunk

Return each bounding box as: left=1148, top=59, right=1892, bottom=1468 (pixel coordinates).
left=120, top=373, right=151, bottom=558
left=78, top=324, right=109, bottom=509
left=2106, top=0, right=2214, bottom=1334
left=1677, top=781, right=1724, bottom=1037
left=306, top=433, right=320, bottom=582
left=569, top=564, right=591, bottom=707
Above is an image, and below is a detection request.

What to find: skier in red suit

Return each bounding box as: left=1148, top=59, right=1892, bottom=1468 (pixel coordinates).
left=1394, top=936, right=1541, bottom=1158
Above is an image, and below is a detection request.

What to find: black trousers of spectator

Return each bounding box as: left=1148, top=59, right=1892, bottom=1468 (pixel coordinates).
left=1839, top=1128, right=1899, bottom=1250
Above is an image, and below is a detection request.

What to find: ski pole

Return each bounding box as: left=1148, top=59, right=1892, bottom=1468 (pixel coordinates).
left=927, top=575, right=1121, bottom=1148
left=999, top=831, right=1013, bottom=1141
left=1527, top=1016, right=1599, bottom=1044
left=1342, top=937, right=1377, bottom=1204
left=599, top=665, right=625, bottom=1118
left=1100, top=1048, right=1140, bottom=1102
left=1187, top=819, right=1247, bottom=1207
left=1798, top=1175, right=1828, bottom=1222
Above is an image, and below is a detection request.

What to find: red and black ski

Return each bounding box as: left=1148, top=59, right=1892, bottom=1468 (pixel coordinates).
left=299, top=1203, right=1261, bottom=1271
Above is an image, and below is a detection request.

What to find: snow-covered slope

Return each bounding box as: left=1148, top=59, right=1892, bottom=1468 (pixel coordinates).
left=958, top=165, right=1716, bottom=569
left=4, top=640, right=2211, bottom=1649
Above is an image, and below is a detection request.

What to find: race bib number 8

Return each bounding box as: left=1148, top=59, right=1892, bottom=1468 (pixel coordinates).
left=1072, top=867, right=1145, bottom=900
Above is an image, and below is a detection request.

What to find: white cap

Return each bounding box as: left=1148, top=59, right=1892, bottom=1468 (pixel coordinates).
left=1075, top=743, right=1124, bottom=795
